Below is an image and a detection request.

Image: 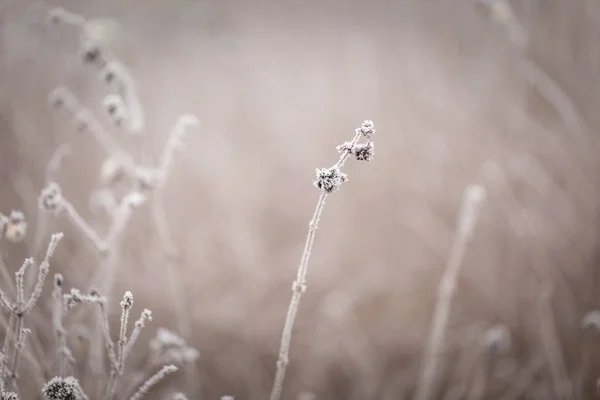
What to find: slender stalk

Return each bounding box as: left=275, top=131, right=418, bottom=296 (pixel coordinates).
left=414, top=185, right=486, bottom=400
left=269, top=192, right=327, bottom=400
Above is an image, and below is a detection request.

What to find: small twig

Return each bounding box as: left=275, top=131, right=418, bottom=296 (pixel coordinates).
left=414, top=185, right=487, bottom=400
left=129, top=365, right=178, bottom=400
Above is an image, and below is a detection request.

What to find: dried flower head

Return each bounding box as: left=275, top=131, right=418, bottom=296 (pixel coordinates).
left=354, top=141, right=375, bottom=161
left=103, top=94, right=128, bottom=127
left=314, top=166, right=347, bottom=193
left=1, top=392, right=19, bottom=400
left=42, top=376, right=82, bottom=400
left=582, top=310, right=600, bottom=332
left=135, top=167, right=160, bottom=191
left=482, top=324, right=511, bottom=354
left=336, top=141, right=354, bottom=154
left=357, top=119, right=375, bottom=138
left=39, top=182, right=64, bottom=215
left=99, top=157, right=125, bottom=185
left=4, top=210, right=27, bottom=243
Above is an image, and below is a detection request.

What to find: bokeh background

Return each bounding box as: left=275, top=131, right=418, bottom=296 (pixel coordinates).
left=2, top=0, right=600, bottom=399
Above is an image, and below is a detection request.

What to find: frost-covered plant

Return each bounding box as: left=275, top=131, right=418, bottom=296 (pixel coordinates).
left=269, top=120, right=377, bottom=400
left=42, top=376, right=88, bottom=400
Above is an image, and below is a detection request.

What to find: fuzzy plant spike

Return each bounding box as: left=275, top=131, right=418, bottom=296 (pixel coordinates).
left=269, top=120, right=376, bottom=400
left=414, top=184, right=486, bottom=400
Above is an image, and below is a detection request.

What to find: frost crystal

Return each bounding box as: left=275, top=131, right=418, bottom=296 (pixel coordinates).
left=314, top=166, right=347, bottom=193
left=39, top=182, right=64, bottom=215
left=336, top=141, right=354, bottom=154
left=354, top=142, right=375, bottom=161
left=42, top=376, right=81, bottom=400
left=357, top=119, right=375, bottom=138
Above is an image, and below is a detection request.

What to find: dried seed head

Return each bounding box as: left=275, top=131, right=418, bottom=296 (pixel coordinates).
left=39, top=182, right=64, bottom=215
left=121, top=290, right=134, bottom=309
left=314, top=166, right=347, bottom=193
left=1, top=392, right=19, bottom=400
left=48, top=87, right=68, bottom=109
left=135, top=167, right=160, bottom=191
left=482, top=324, right=511, bottom=354
left=99, top=157, right=125, bottom=185
left=357, top=119, right=375, bottom=138
left=103, top=94, right=128, bottom=127
left=54, top=273, right=64, bottom=288
left=354, top=141, right=375, bottom=161
left=582, top=310, right=600, bottom=332
left=42, top=376, right=81, bottom=400
left=80, top=40, right=104, bottom=67
left=4, top=210, right=27, bottom=243
left=336, top=141, right=354, bottom=154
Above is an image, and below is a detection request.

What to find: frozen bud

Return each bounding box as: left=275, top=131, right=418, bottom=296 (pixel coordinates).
left=42, top=376, right=81, bottom=400
left=121, top=291, right=134, bottom=309
left=336, top=141, right=354, bottom=154
left=80, top=40, right=103, bottom=67
left=123, top=191, right=147, bottom=208
left=582, top=310, right=600, bottom=332
left=103, top=94, right=128, bottom=127
left=135, top=167, right=160, bottom=191
left=314, top=166, right=347, bottom=193
left=74, top=110, right=92, bottom=133
left=99, top=157, right=125, bottom=185
left=482, top=324, right=511, bottom=354
left=136, top=309, right=153, bottom=327
left=4, top=210, right=27, bottom=243
left=39, top=182, right=64, bottom=215
left=354, top=141, right=375, bottom=161
left=48, top=87, right=69, bottom=109
left=357, top=119, right=375, bottom=138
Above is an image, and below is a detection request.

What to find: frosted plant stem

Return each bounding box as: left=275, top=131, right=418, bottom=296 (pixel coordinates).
left=61, top=199, right=107, bottom=254
left=269, top=191, right=327, bottom=400
left=414, top=185, right=486, bottom=400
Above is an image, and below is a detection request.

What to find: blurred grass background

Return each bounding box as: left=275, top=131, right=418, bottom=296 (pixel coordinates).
left=2, top=0, right=600, bottom=398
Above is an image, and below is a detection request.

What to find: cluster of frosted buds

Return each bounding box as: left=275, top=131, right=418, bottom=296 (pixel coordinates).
left=42, top=376, right=83, bottom=400
left=314, top=166, right=347, bottom=193
left=39, top=182, right=64, bottom=215
left=149, top=328, right=199, bottom=365
left=357, top=119, right=375, bottom=138
left=2, top=210, right=27, bottom=243
left=582, top=310, right=600, bottom=332
left=336, top=141, right=374, bottom=162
